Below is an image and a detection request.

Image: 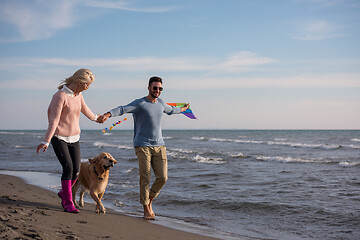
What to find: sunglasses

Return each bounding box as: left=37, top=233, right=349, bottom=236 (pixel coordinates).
left=152, top=86, right=163, bottom=91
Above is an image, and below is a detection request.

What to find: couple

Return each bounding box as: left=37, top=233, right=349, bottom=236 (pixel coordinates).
left=37, top=69, right=189, bottom=220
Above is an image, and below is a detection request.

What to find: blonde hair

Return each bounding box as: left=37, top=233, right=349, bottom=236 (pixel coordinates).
left=58, top=69, right=95, bottom=90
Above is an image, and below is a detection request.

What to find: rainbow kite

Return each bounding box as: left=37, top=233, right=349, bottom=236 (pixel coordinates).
left=167, top=103, right=197, bottom=119
left=102, top=118, right=128, bottom=133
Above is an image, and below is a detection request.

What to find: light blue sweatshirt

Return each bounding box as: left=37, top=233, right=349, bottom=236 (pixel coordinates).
left=109, top=97, right=181, bottom=147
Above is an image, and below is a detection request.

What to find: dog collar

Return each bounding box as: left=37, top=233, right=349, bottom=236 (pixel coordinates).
left=93, top=166, right=104, bottom=180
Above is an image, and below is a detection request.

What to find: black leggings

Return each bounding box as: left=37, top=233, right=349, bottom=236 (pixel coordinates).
left=51, top=137, right=81, bottom=181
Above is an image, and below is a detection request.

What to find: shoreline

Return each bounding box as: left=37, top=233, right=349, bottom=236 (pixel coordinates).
left=0, top=173, right=223, bottom=240
left=0, top=171, right=243, bottom=240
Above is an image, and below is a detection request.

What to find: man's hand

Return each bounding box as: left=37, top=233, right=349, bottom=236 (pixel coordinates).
left=97, top=112, right=111, bottom=123
left=181, top=103, right=190, bottom=112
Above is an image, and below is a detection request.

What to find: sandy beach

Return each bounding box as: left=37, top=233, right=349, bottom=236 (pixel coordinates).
left=0, top=174, right=219, bottom=240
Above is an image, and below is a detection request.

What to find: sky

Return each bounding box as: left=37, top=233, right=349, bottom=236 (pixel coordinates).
left=0, top=0, right=359, bottom=130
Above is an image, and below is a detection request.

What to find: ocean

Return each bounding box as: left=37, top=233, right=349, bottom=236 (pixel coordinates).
left=0, top=129, right=359, bottom=240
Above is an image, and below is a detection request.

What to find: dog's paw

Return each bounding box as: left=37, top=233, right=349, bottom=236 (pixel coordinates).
left=95, top=208, right=105, bottom=214
left=101, top=208, right=106, bottom=214
left=79, top=200, right=84, bottom=207
left=74, top=202, right=80, bottom=208
left=95, top=205, right=106, bottom=214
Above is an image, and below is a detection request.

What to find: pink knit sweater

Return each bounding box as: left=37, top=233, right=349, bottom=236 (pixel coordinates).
left=43, top=90, right=96, bottom=143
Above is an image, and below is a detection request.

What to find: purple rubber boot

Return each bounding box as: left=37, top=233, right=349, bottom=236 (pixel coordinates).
left=58, top=179, right=77, bottom=209
left=61, top=180, right=79, bottom=213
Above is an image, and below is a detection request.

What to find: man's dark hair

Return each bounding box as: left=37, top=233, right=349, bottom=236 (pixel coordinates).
left=149, top=76, right=162, bottom=86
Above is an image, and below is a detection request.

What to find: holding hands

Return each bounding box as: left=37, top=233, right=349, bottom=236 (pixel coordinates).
left=96, top=112, right=111, bottom=123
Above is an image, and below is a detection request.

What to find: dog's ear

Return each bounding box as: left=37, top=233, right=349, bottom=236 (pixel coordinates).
left=106, top=153, right=117, bottom=164
left=89, top=157, right=98, bottom=164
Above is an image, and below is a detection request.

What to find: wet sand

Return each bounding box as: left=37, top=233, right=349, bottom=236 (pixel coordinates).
left=0, top=174, right=219, bottom=240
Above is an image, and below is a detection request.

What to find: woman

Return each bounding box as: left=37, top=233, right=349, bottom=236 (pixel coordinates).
left=37, top=69, right=99, bottom=213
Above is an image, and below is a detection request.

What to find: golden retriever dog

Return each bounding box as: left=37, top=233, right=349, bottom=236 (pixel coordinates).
left=72, top=152, right=117, bottom=214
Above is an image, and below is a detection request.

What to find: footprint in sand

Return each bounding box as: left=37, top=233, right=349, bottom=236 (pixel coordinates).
left=23, top=229, right=41, bottom=240
left=1, top=195, right=17, bottom=201
left=34, top=210, right=50, bottom=216
left=58, top=230, right=79, bottom=240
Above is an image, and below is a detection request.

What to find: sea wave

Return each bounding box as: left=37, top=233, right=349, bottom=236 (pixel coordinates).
left=123, top=167, right=136, bottom=173
left=229, top=153, right=245, bottom=158
left=167, top=151, right=188, bottom=159
left=93, top=141, right=132, bottom=149
left=351, top=138, right=360, bottom=142
left=210, top=137, right=265, bottom=144
left=209, top=137, right=235, bottom=142
left=114, top=200, right=124, bottom=207
left=162, top=198, right=286, bottom=213
left=256, top=155, right=333, bottom=164
left=193, top=136, right=347, bottom=150
left=0, top=131, right=25, bottom=135
left=14, top=145, right=36, bottom=150
left=343, top=144, right=360, bottom=149
left=267, top=141, right=341, bottom=150
left=167, top=148, right=227, bottom=165
left=169, top=148, right=195, bottom=154
left=339, top=161, right=360, bottom=167
left=274, top=138, right=287, bottom=141
left=108, top=181, right=137, bottom=189
left=191, top=136, right=207, bottom=141
left=192, top=154, right=226, bottom=165
left=258, top=155, right=359, bottom=167
left=48, top=185, right=61, bottom=190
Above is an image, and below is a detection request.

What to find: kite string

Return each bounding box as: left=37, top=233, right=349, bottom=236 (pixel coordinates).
left=102, top=117, right=128, bottom=133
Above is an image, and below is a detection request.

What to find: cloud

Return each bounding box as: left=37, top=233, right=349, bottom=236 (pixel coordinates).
left=300, top=100, right=360, bottom=107
left=2, top=53, right=358, bottom=90
left=0, top=0, right=77, bottom=42
left=32, top=57, right=211, bottom=71
left=0, top=79, right=55, bottom=90
left=295, top=0, right=360, bottom=8
left=216, top=52, right=278, bottom=73
left=164, top=73, right=360, bottom=89
left=0, top=51, right=276, bottom=73
left=291, top=20, right=345, bottom=40
left=1, top=59, right=359, bottom=90
left=298, top=0, right=340, bottom=7
left=82, top=0, right=178, bottom=12
left=0, top=0, right=176, bottom=42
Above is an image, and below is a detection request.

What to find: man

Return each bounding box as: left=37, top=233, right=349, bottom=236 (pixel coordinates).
left=98, top=76, right=189, bottom=220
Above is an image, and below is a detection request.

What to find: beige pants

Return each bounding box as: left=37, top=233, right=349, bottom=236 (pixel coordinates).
left=135, top=146, right=168, bottom=206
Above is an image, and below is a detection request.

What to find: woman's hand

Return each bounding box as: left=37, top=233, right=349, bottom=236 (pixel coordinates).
left=97, top=113, right=111, bottom=123
left=37, top=143, right=48, bottom=154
